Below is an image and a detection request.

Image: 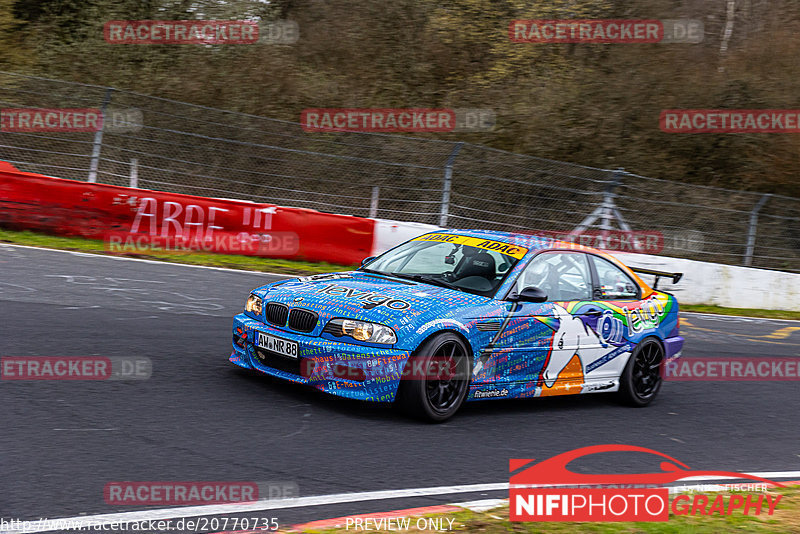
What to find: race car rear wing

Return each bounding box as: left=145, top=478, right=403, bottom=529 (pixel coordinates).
left=630, top=267, right=683, bottom=289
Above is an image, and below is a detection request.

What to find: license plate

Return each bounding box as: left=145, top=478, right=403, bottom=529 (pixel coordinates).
left=257, top=332, right=299, bottom=359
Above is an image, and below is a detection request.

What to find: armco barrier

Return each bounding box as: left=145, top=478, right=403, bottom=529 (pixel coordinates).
left=371, top=218, right=442, bottom=258
left=3, top=162, right=799, bottom=311
left=612, top=252, right=800, bottom=312
left=0, top=162, right=374, bottom=265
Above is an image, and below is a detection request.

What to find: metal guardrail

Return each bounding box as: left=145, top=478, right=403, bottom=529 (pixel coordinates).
left=1, top=70, right=798, bottom=272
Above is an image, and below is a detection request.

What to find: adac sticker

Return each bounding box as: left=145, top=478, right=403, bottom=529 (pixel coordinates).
left=413, top=233, right=528, bottom=259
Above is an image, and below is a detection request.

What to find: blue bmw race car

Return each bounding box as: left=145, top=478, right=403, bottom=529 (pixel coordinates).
left=230, top=230, right=684, bottom=421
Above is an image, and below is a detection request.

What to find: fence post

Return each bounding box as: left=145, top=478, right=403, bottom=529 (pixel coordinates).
left=87, top=88, right=114, bottom=183
left=439, top=142, right=464, bottom=227
left=369, top=186, right=380, bottom=218
left=743, top=194, right=771, bottom=267
left=129, top=158, right=139, bottom=188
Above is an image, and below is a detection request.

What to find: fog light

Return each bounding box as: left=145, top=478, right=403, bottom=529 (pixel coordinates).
left=245, top=294, right=262, bottom=315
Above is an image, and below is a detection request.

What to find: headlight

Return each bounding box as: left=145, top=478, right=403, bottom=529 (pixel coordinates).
left=245, top=294, right=263, bottom=315
left=325, top=318, right=397, bottom=344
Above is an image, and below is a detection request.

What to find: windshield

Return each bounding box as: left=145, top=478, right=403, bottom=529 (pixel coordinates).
left=363, top=235, right=527, bottom=297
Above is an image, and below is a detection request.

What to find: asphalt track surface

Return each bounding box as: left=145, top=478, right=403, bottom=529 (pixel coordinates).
left=1, top=245, right=799, bottom=530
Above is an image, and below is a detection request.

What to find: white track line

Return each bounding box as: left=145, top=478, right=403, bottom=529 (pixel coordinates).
left=0, top=243, right=288, bottom=276
left=0, top=483, right=508, bottom=534
left=683, top=471, right=800, bottom=480
left=681, top=311, right=800, bottom=323
left=6, top=472, right=800, bottom=534
left=5, top=246, right=799, bottom=319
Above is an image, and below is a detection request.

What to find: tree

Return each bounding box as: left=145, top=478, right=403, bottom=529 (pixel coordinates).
left=0, top=0, right=35, bottom=70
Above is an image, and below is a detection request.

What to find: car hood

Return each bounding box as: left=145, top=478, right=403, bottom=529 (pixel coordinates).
left=254, top=271, right=491, bottom=327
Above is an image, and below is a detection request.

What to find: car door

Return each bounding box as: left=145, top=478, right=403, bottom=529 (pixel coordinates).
left=582, top=253, right=642, bottom=381
left=488, top=251, right=598, bottom=394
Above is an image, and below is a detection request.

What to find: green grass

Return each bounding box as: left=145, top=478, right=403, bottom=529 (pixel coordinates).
left=0, top=228, right=354, bottom=276
left=681, top=304, right=800, bottom=321
left=308, top=487, right=799, bottom=534
left=2, top=228, right=800, bottom=321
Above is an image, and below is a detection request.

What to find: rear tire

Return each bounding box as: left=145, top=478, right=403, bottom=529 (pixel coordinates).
left=618, top=338, right=664, bottom=407
left=395, top=333, right=470, bottom=422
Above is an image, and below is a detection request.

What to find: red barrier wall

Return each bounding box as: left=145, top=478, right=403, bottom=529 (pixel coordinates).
left=0, top=163, right=374, bottom=265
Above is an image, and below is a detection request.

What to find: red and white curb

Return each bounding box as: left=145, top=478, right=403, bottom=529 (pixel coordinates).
left=5, top=478, right=798, bottom=534
left=279, top=480, right=800, bottom=533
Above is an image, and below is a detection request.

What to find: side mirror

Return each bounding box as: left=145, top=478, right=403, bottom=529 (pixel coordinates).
left=510, top=286, right=548, bottom=303
left=361, top=256, right=376, bottom=267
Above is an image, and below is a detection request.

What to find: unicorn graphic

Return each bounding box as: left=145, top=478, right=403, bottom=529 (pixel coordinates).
left=539, top=305, right=622, bottom=389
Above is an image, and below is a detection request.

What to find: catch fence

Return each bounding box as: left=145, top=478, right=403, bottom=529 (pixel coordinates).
left=1, top=70, right=798, bottom=272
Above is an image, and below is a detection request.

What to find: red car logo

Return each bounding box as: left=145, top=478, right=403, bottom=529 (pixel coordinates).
left=510, top=444, right=785, bottom=487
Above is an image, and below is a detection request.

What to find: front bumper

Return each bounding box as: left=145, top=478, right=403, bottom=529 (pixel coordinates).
left=230, top=314, right=412, bottom=402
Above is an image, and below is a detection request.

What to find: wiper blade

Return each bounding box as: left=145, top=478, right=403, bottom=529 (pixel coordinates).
left=392, top=273, right=463, bottom=292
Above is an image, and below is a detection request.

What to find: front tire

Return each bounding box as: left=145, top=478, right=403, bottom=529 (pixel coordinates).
left=619, top=337, right=664, bottom=406
left=395, top=333, right=470, bottom=422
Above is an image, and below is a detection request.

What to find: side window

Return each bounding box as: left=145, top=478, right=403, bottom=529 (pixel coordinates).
left=515, top=252, right=592, bottom=301
left=591, top=256, right=639, bottom=300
